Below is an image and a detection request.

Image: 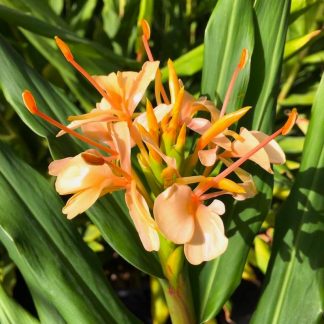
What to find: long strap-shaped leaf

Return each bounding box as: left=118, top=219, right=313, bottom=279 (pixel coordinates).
left=0, top=285, right=40, bottom=324
left=192, top=0, right=291, bottom=321
left=201, top=0, right=254, bottom=113
left=0, top=35, right=162, bottom=277
left=0, top=143, right=139, bottom=324
left=251, top=74, right=324, bottom=324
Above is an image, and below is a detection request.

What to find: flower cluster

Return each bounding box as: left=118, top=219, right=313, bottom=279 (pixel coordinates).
left=22, top=25, right=296, bottom=265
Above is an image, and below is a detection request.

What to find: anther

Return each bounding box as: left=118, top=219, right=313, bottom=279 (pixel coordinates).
left=22, top=90, right=117, bottom=156
left=55, top=36, right=74, bottom=62
left=22, top=90, right=38, bottom=114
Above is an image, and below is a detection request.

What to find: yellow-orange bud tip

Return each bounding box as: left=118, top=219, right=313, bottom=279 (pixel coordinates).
left=238, top=48, right=248, bottom=69
left=282, top=108, right=298, bottom=135
left=22, top=90, right=38, bottom=114
left=55, top=36, right=74, bottom=62
left=141, top=19, right=151, bottom=40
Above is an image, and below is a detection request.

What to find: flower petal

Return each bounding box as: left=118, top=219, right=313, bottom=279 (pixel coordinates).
left=127, top=61, right=160, bottom=114
left=184, top=202, right=228, bottom=265
left=154, top=184, right=195, bottom=244
left=251, top=131, right=286, bottom=164
left=62, top=184, right=104, bottom=219
left=233, top=128, right=273, bottom=173
left=110, top=121, right=131, bottom=174
left=125, top=184, right=160, bottom=252
left=55, top=154, right=113, bottom=195
left=48, top=157, right=72, bottom=176
left=198, top=147, right=217, bottom=167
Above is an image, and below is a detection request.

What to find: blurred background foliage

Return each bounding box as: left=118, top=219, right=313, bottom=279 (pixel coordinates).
left=0, top=0, right=323, bottom=323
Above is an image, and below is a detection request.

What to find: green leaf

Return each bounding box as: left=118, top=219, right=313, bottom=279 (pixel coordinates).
left=278, top=136, right=305, bottom=154
left=251, top=67, right=324, bottom=324
left=102, top=0, right=122, bottom=39
left=191, top=1, right=291, bottom=321
left=201, top=0, right=254, bottom=113
left=0, top=143, right=139, bottom=324
left=0, top=285, right=40, bottom=324
left=284, top=30, right=321, bottom=60
left=0, top=35, right=162, bottom=277
left=0, top=4, right=136, bottom=67
left=303, top=50, right=324, bottom=64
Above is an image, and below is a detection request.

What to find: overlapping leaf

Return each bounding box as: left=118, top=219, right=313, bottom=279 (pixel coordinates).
left=192, top=0, right=291, bottom=321
left=0, top=143, right=139, bottom=324
left=201, top=0, right=254, bottom=113
left=251, top=73, right=324, bottom=324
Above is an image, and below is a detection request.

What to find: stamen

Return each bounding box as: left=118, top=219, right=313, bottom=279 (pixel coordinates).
left=200, top=191, right=230, bottom=201
left=140, top=19, right=154, bottom=62
left=219, top=48, right=248, bottom=119
left=155, top=70, right=170, bottom=105
left=282, top=108, right=297, bottom=135
left=22, top=90, right=117, bottom=156
left=176, top=176, right=206, bottom=185
left=55, top=36, right=116, bottom=107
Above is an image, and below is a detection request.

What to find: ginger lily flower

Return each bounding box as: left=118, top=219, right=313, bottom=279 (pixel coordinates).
left=220, top=127, right=286, bottom=173
left=154, top=183, right=228, bottom=265
left=55, top=37, right=159, bottom=141
left=49, top=150, right=128, bottom=219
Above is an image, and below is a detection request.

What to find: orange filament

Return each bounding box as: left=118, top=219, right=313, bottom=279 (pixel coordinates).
left=155, top=69, right=170, bottom=105
left=22, top=90, right=117, bottom=156
left=219, top=48, right=248, bottom=119
left=55, top=36, right=116, bottom=107
left=142, top=35, right=154, bottom=62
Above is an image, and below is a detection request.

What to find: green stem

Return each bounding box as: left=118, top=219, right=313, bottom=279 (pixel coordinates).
left=158, top=237, right=196, bottom=323
left=159, top=272, right=196, bottom=324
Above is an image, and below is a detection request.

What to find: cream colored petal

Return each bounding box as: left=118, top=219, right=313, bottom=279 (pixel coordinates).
left=198, top=147, right=217, bottom=167
left=125, top=186, right=160, bottom=252
left=63, top=185, right=103, bottom=219
left=233, top=128, right=272, bottom=173
left=93, top=73, right=121, bottom=97
left=212, top=134, right=232, bottom=150
left=56, top=107, right=115, bottom=137
left=55, top=154, right=112, bottom=195
left=154, top=184, right=195, bottom=244
left=187, top=117, right=210, bottom=134
left=110, top=121, right=131, bottom=174
left=127, top=61, right=160, bottom=114
left=233, top=178, right=257, bottom=201
left=184, top=203, right=228, bottom=265
left=48, top=157, right=72, bottom=176
left=81, top=122, right=111, bottom=144
left=251, top=131, right=286, bottom=164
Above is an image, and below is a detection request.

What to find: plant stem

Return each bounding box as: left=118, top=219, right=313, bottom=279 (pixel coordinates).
left=159, top=272, right=196, bottom=324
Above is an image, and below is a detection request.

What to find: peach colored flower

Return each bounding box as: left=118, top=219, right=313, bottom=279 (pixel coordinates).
left=57, top=61, right=159, bottom=142
left=154, top=183, right=228, bottom=265
left=221, top=127, right=286, bottom=173
left=48, top=150, right=127, bottom=219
